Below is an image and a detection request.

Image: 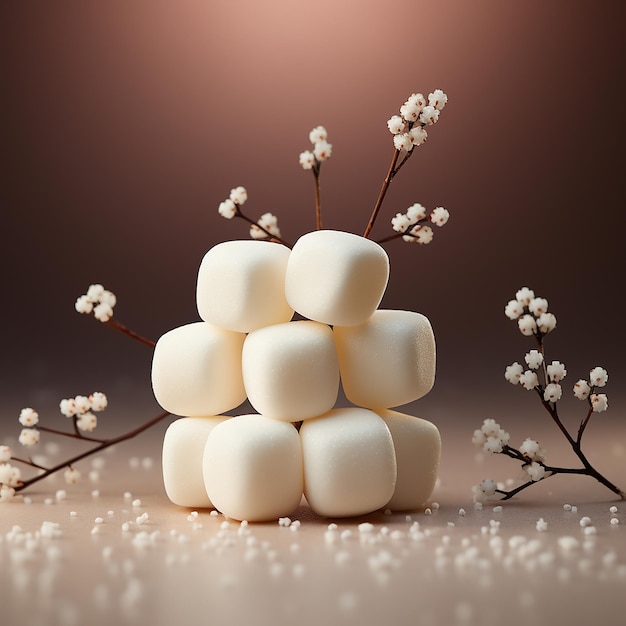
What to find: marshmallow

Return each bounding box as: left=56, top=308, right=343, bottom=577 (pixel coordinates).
left=300, top=408, right=396, bottom=517
left=242, top=320, right=339, bottom=421
left=151, top=322, right=246, bottom=416
left=162, top=416, right=229, bottom=507
left=196, top=240, right=293, bottom=333
left=334, top=309, right=435, bottom=409
left=284, top=230, right=389, bottom=326
left=376, top=410, right=441, bottom=511
left=203, top=415, right=303, bottom=522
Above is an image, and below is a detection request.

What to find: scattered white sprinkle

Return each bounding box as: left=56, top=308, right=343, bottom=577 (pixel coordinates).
left=383, top=508, right=392, bottom=515
left=23, top=497, right=32, bottom=504
left=290, top=520, right=301, bottom=532
left=56, top=490, right=67, bottom=502
left=405, top=515, right=413, bottom=522
left=209, top=510, right=219, bottom=517
left=610, top=518, right=620, bottom=526
left=358, top=523, right=374, bottom=534
left=107, top=510, right=115, bottom=517
left=123, top=492, right=132, bottom=501
left=536, top=518, right=548, bottom=532
left=121, top=522, right=131, bottom=532
left=458, top=508, right=466, bottom=517
left=94, top=517, right=104, bottom=524
left=431, top=502, right=440, bottom=510
left=558, top=536, right=579, bottom=550
left=563, top=503, right=572, bottom=511
left=493, top=506, right=503, bottom=513
left=327, top=523, right=338, bottom=531
left=44, top=498, right=54, bottom=505
left=583, top=526, right=597, bottom=536
left=131, top=499, right=142, bottom=508
left=91, top=490, right=100, bottom=498
left=70, top=511, right=78, bottom=518
left=571, top=505, right=578, bottom=513
left=609, top=506, right=618, bottom=514
left=424, top=508, right=432, bottom=515
left=341, top=529, right=353, bottom=541
left=278, top=517, right=292, bottom=527
left=91, top=526, right=100, bottom=535
left=579, top=517, right=593, bottom=527
left=141, top=457, right=153, bottom=470
left=474, top=502, right=483, bottom=511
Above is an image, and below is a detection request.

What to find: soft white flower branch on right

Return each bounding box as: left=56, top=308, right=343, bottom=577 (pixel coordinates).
left=473, top=287, right=624, bottom=503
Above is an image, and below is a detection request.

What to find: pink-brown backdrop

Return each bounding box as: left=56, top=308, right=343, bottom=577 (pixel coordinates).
left=2, top=1, right=625, bottom=436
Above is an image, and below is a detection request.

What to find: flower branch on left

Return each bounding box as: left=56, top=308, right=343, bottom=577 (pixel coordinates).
left=0, top=284, right=170, bottom=502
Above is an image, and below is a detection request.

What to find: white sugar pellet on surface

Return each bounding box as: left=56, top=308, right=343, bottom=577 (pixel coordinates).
left=203, top=414, right=303, bottom=522
left=335, top=310, right=435, bottom=408
left=610, top=518, right=620, bottom=526
left=609, top=505, right=618, bottom=514
left=196, top=240, right=293, bottom=333
left=376, top=410, right=440, bottom=511
left=300, top=408, right=396, bottom=517
left=162, top=416, right=229, bottom=507
left=151, top=322, right=246, bottom=417
left=285, top=230, right=389, bottom=327
left=242, top=320, right=339, bottom=421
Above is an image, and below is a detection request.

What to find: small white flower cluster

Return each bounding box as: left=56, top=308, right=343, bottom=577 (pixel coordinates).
left=217, top=186, right=282, bottom=241
left=59, top=392, right=108, bottom=432
left=0, top=445, right=21, bottom=501
left=574, top=366, right=609, bottom=412
left=217, top=186, right=247, bottom=220
left=390, top=203, right=450, bottom=244
left=504, top=287, right=556, bottom=337
left=298, top=125, right=332, bottom=170
left=387, top=90, right=447, bottom=152
left=472, top=418, right=510, bottom=454
left=471, top=478, right=498, bottom=503
left=75, top=284, right=117, bottom=323
left=250, top=212, right=281, bottom=240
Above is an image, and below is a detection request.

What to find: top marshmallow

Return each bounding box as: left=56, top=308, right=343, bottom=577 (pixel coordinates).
left=284, top=230, right=390, bottom=327
left=196, top=240, right=294, bottom=333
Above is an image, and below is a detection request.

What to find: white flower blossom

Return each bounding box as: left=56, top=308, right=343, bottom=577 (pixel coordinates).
left=0, top=484, right=16, bottom=501
left=515, top=287, right=535, bottom=306
left=505, top=362, right=524, bottom=384
left=387, top=115, right=406, bottom=134
left=519, top=438, right=546, bottom=462
left=393, top=133, right=413, bottom=152
left=589, top=367, right=608, bottom=388
left=74, top=395, right=91, bottom=414
left=19, top=428, right=40, bottom=447
left=0, top=445, right=12, bottom=463
left=519, top=370, right=539, bottom=390
left=428, top=89, right=448, bottom=111
left=19, top=408, right=39, bottom=427
left=573, top=379, right=591, bottom=400
left=0, top=463, right=15, bottom=484
left=60, top=398, right=76, bottom=418
left=89, top=392, right=108, bottom=412
left=406, top=203, right=427, bottom=222
left=528, top=297, right=549, bottom=317
left=93, top=303, right=113, bottom=323
left=525, top=350, right=544, bottom=370
left=518, top=314, right=537, bottom=336
left=403, top=225, right=433, bottom=244
left=472, top=478, right=498, bottom=503
left=313, top=140, right=332, bottom=161
left=86, top=284, right=105, bottom=302
left=100, top=290, right=117, bottom=308
left=419, top=105, right=439, bottom=125
left=399, top=101, right=421, bottom=122
left=430, top=207, right=449, bottom=227
left=472, top=429, right=486, bottom=447
left=298, top=150, right=315, bottom=170
left=77, top=412, right=98, bottom=432
left=64, top=468, right=81, bottom=485
left=536, top=312, right=557, bottom=334
left=525, top=461, right=546, bottom=482
left=229, top=186, right=247, bottom=205
left=481, top=418, right=502, bottom=437
left=544, top=383, right=562, bottom=403
left=250, top=212, right=281, bottom=240
left=391, top=213, right=411, bottom=233
left=218, top=199, right=237, bottom=219
left=591, top=393, right=608, bottom=413
left=309, top=126, right=327, bottom=144
left=75, top=295, right=93, bottom=314
left=484, top=436, right=505, bottom=453
left=546, top=360, right=567, bottom=382
left=409, top=125, right=428, bottom=146
left=504, top=299, right=524, bottom=320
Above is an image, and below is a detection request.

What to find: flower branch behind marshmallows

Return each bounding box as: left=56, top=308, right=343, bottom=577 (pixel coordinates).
left=217, top=90, right=450, bottom=247
left=472, top=287, right=624, bottom=503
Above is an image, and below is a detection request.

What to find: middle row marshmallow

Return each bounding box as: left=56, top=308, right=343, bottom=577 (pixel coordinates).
left=151, top=312, right=435, bottom=418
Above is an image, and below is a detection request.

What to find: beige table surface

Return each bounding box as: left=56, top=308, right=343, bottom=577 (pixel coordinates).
left=2, top=417, right=625, bottom=626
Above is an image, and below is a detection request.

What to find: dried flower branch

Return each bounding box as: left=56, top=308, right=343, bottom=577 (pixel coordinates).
left=472, top=287, right=624, bottom=503
left=0, top=287, right=167, bottom=501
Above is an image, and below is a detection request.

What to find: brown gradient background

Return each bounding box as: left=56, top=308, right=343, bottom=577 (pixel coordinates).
left=1, top=0, right=625, bottom=436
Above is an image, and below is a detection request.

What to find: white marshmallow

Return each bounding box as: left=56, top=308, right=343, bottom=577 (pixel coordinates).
left=151, top=322, right=246, bottom=416
left=162, top=416, right=229, bottom=508
left=376, top=410, right=441, bottom=511
left=334, top=309, right=435, bottom=409
left=203, top=415, right=303, bottom=522
left=300, top=408, right=396, bottom=517
left=242, top=320, right=339, bottom=421
left=284, top=230, right=389, bottom=326
left=196, top=240, right=293, bottom=333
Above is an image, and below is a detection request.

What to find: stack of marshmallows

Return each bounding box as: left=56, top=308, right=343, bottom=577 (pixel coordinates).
left=152, top=230, right=441, bottom=521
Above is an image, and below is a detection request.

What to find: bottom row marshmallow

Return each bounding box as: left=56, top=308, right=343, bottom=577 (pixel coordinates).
left=162, top=408, right=440, bottom=521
